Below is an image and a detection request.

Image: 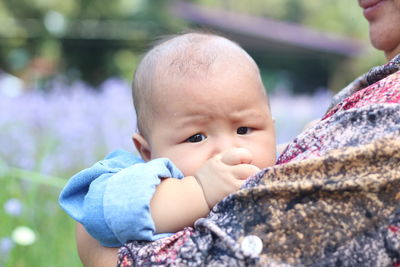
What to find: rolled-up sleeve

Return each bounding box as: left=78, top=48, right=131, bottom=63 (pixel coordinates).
left=103, top=158, right=183, bottom=246
left=59, top=150, right=183, bottom=247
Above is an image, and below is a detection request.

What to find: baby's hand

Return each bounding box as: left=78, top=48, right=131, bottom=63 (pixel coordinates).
left=195, top=148, right=260, bottom=209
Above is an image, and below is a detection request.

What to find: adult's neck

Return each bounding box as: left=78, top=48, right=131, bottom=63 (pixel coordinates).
left=385, top=44, right=400, bottom=61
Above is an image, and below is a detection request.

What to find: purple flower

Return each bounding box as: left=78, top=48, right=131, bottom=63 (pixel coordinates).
left=1, top=74, right=333, bottom=177
left=0, top=237, right=14, bottom=257
left=0, top=77, right=137, bottom=176
left=3, top=198, right=22, bottom=216
left=270, top=88, right=332, bottom=144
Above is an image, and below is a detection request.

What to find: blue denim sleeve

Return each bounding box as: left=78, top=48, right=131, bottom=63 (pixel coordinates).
left=59, top=150, right=142, bottom=246
left=58, top=150, right=184, bottom=247
left=103, top=158, right=184, bottom=246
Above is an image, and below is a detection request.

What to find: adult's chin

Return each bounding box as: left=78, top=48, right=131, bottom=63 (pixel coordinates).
left=369, top=22, right=398, bottom=54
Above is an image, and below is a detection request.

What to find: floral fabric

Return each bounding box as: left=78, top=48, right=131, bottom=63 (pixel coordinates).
left=118, top=55, right=400, bottom=266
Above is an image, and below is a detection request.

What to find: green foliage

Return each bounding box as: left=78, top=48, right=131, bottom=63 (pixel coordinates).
left=193, top=0, right=368, bottom=39
left=0, top=0, right=379, bottom=88
left=0, top=0, right=188, bottom=86
left=0, top=169, right=80, bottom=267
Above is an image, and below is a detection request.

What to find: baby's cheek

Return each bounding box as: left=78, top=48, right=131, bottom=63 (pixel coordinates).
left=187, top=156, right=212, bottom=177
left=173, top=158, right=199, bottom=177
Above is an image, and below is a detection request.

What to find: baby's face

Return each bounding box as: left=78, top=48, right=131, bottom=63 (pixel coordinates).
left=143, top=63, right=276, bottom=177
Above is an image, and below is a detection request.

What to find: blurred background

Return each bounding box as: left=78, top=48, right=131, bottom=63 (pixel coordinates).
left=0, top=0, right=387, bottom=266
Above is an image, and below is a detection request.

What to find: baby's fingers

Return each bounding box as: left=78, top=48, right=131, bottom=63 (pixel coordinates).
left=221, top=148, right=253, bottom=166
left=231, top=164, right=261, bottom=180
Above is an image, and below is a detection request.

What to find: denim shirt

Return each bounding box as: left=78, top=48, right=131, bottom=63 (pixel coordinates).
left=59, top=150, right=184, bottom=247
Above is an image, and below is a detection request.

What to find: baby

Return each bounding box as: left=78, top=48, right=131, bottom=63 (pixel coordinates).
left=59, top=31, right=276, bottom=248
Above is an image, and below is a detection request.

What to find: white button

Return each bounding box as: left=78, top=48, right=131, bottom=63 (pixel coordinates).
left=241, top=235, right=263, bottom=257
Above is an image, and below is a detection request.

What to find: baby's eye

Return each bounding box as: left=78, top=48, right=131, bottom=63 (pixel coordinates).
left=237, top=127, right=251, bottom=135
left=186, top=133, right=206, bottom=143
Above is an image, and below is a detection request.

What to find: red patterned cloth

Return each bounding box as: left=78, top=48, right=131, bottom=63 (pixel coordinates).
left=323, top=71, right=400, bottom=120
left=276, top=71, right=400, bottom=165
left=119, top=228, right=193, bottom=267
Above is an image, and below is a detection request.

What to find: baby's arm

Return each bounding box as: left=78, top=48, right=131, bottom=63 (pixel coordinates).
left=75, top=148, right=259, bottom=266
left=150, top=176, right=209, bottom=233
left=76, top=223, right=118, bottom=267
left=150, top=148, right=260, bottom=233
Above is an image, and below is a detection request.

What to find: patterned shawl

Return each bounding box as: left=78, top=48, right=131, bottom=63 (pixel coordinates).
left=118, top=55, right=400, bottom=267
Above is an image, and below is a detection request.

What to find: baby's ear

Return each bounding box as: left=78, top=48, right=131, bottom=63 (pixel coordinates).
left=132, top=133, right=151, bottom=162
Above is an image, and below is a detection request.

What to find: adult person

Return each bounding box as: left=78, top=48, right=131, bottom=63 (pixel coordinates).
left=360, top=0, right=400, bottom=60
left=77, top=1, right=400, bottom=265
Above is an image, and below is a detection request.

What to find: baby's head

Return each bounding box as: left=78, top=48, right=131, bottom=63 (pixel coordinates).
left=132, top=31, right=276, bottom=176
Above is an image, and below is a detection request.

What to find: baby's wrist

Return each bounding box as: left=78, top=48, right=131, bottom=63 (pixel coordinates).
left=187, top=175, right=212, bottom=210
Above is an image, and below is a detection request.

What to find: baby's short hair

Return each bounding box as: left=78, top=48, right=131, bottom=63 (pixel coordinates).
left=132, top=30, right=263, bottom=137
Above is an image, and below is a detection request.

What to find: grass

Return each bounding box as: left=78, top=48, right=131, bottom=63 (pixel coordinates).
left=0, top=165, right=82, bottom=267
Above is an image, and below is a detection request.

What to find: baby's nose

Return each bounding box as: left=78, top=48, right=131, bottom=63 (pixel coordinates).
left=213, top=136, right=240, bottom=155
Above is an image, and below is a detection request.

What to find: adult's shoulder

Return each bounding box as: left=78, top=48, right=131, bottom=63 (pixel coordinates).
left=327, top=54, right=400, bottom=112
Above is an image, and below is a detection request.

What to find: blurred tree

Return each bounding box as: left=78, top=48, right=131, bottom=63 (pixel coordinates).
left=192, top=0, right=385, bottom=91
left=0, top=0, right=385, bottom=89
left=0, top=0, right=187, bottom=87
left=192, top=0, right=368, bottom=39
